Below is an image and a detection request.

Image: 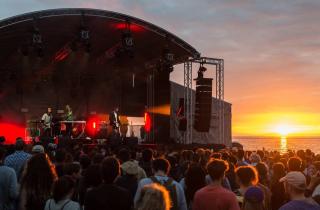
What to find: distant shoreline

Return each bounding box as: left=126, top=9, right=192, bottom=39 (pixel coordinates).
left=233, top=136, right=320, bottom=140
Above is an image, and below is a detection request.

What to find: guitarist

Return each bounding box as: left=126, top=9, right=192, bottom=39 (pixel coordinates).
left=41, top=107, right=53, bottom=137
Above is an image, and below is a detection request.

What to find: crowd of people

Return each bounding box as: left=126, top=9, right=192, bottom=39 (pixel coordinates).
left=1, top=137, right=320, bottom=210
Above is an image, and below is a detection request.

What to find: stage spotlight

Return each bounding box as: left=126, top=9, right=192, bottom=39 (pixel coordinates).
left=77, top=26, right=91, bottom=53
left=80, top=26, right=90, bottom=41
left=122, top=32, right=134, bottom=49
left=160, top=48, right=174, bottom=73
left=32, top=29, right=42, bottom=44
left=163, top=49, right=174, bottom=62
left=122, top=21, right=134, bottom=50
left=144, top=112, right=151, bottom=133
left=32, top=28, right=44, bottom=57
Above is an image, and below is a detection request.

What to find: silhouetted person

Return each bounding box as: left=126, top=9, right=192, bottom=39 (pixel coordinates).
left=84, top=157, right=132, bottom=210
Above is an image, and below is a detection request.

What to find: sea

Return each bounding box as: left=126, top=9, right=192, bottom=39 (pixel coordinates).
left=233, top=137, right=320, bottom=154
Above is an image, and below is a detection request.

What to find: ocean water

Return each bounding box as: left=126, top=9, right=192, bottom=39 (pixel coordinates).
left=233, top=137, right=320, bottom=154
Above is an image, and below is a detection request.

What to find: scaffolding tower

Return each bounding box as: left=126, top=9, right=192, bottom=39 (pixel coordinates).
left=183, top=57, right=225, bottom=145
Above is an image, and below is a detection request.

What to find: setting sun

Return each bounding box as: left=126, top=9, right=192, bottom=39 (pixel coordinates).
left=233, top=112, right=319, bottom=137
left=273, top=124, right=296, bottom=137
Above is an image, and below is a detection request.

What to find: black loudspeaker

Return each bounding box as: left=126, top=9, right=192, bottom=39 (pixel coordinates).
left=194, top=78, right=213, bottom=132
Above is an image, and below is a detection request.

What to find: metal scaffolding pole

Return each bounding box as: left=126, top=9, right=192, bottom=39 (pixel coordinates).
left=217, top=59, right=225, bottom=145
left=184, top=61, right=193, bottom=144
left=186, top=57, right=225, bottom=145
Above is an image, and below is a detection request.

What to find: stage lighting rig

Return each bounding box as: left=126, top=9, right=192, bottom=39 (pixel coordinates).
left=80, top=26, right=90, bottom=40
left=160, top=47, right=174, bottom=73
left=121, top=21, right=134, bottom=49
left=32, top=27, right=44, bottom=57
left=79, top=26, right=91, bottom=53
left=32, top=29, right=42, bottom=44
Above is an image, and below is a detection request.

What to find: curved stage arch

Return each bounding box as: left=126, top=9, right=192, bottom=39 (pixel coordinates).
left=0, top=8, right=201, bottom=143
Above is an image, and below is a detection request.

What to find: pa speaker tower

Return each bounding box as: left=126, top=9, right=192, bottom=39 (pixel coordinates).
left=194, top=78, right=213, bottom=132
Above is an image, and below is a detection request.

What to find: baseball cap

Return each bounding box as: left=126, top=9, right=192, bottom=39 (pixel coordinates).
left=244, top=186, right=264, bottom=203
left=279, top=171, right=306, bottom=190
left=121, top=161, right=139, bottom=175
left=32, top=145, right=45, bottom=153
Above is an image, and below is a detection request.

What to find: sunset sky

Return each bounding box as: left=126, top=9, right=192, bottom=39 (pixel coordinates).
left=1, top=0, right=320, bottom=137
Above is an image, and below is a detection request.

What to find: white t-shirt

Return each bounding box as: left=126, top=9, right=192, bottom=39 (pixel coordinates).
left=42, top=113, right=52, bottom=128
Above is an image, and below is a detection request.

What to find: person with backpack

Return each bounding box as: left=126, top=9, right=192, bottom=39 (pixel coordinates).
left=134, top=158, right=187, bottom=210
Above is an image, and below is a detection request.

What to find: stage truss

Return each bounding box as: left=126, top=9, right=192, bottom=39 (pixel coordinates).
left=183, top=57, right=225, bottom=145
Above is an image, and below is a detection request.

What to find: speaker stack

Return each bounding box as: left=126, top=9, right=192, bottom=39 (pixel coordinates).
left=194, top=78, right=213, bottom=132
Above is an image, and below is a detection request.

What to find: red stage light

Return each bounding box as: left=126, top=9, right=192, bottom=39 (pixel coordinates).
left=85, top=116, right=100, bottom=137
left=0, top=123, right=26, bottom=144
left=144, top=112, right=151, bottom=133
left=114, top=23, right=144, bottom=32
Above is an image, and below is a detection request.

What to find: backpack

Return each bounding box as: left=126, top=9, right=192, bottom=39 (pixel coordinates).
left=150, top=176, right=178, bottom=210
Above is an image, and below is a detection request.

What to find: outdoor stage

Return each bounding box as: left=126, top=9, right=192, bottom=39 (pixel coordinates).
left=0, top=8, right=231, bottom=146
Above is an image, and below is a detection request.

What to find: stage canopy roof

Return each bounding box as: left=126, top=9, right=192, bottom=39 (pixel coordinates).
left=0, top=8, right=200, bottom=77
left=0, top=8, right=201, bottom=122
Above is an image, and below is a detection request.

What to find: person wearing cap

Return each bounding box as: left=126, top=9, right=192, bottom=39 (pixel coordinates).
left=4, top=137, right=31, bottom=180
left=279, top=171, right=320, bottom=210
left=117, top=148, right=147, bottom=180
left=116, top=160, right=139, bottom=198
left=242, top=186, right=265, bottom=210
left=32, top=145, right=45, bottom=154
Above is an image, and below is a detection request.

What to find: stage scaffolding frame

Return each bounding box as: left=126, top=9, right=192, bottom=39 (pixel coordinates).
left=183, top=57, right=225, bottom=145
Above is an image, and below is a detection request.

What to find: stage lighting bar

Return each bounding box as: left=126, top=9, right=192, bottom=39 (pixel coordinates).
left=32, top=31, right=42, bottom=44
left=160, top=48, right=174, bottom=73
left=32, top=28, right=44, bottom=57
left=121, top=21, right=134, bottom=51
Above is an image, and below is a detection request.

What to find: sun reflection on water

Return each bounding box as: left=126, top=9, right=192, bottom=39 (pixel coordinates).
left=280, top=136, right=288, bottom=154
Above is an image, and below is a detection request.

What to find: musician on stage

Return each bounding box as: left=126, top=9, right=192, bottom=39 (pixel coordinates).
left=41, top=107, right=53, bottom=137
left=109, top=107, right=121, bottom=133
left=64, top=105, right=73, bottom=136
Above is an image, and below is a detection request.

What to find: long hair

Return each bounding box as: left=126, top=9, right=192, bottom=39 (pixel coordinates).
left=184, top=163, right=206, bottom=204
left=21, top=153, right=57, bottom=210
left=136, top=183, right=171, bottom=210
